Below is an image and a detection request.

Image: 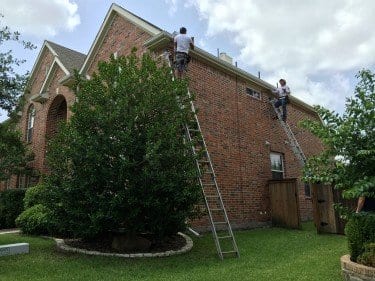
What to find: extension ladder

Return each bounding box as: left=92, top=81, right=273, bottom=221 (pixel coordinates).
left=163, top=51, right=239, bottom=259
left=271, top=99, right=307, bottom=166
left=185, top=91, right=239, bottom=260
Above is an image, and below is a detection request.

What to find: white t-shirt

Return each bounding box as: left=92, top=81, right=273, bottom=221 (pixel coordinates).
left=273, top=85, right=290, bottom=98
left=174, top=34, right=193, bottom=54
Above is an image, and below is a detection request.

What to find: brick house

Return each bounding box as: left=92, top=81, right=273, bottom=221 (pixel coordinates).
left=1, top=3, right=323, bottom=229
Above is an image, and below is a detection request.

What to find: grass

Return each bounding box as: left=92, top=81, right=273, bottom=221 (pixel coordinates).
left=0, top=223, right=347, bottom=281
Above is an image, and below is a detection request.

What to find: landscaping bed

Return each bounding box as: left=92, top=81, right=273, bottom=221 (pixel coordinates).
left=64, top=233, right=186, bottom=253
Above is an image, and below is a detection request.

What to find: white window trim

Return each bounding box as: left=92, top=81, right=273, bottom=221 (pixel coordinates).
left=246, top=87, right=262, bottom=100
left=270, top=152, right=284, bottom=178
left=27, top=106, right=36, bottom=143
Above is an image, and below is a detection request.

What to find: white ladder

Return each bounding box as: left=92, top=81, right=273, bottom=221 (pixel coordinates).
left=271, top=100, right=307, bottom=166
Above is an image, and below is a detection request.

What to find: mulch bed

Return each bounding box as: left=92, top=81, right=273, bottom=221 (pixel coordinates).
left=64, top=234, right=186, bottom=254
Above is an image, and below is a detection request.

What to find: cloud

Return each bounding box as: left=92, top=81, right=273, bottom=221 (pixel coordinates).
left=187, top=0, right=375, bottom=112
left=165, top=0, right=179, bottom=16
left=1, top=0, right=80, bottom=37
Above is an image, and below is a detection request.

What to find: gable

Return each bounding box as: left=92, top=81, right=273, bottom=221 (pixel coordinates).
left=80, top=3, right=161, bottom=76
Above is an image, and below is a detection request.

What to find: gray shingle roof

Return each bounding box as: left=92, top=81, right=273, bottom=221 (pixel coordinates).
left=46, top=41, right=86, bottom=74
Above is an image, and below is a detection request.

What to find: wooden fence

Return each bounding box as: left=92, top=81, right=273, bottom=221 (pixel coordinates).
left=268, top=178, right=301, bottom=229
left=311, top=183, right=356, bottom=234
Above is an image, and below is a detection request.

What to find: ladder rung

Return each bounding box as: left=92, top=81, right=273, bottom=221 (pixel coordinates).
left=198, top=160, right=210, bottom=164
left=218, top=235, right=232, bottom=239
left=210, top=208, right=223, bottom=211
left=188, top=128, right=200, bottom=132
left=202, top=183, right=216, bottom=186
left=205, top=195, right=220, bottom=198
left=221, top=251, right=237, bottom=255
left=214, top=221, right=228, bottom=225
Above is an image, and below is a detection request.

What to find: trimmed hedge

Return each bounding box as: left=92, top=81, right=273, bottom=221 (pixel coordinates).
left=16, top=204, right=53, bottom=235
left=0, top=188, right=26, bottom=229
left=23, top=183, right=49, bottom=209
left=345, top=212, right=375, bottom=262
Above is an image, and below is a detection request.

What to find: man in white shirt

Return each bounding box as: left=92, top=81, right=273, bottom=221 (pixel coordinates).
left=174, top=27, right=194, bottom=78
left=272, top=79, right=290, bottom=121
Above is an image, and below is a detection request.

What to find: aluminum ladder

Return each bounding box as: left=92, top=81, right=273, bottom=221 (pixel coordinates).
left=162, top=51, right=239, bottom=259
left=185, top=90, right=239, bottom=260
left=271, top=99, right=307, bottom=166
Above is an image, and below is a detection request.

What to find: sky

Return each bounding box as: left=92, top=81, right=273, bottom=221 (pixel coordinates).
left=1, top=0, right=375, bottom=122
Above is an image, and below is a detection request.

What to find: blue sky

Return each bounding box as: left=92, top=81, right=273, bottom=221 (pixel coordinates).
left=1, top=0, right=375, bottom=122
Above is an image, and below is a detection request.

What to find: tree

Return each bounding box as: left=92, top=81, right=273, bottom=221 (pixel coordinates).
left=301, top=69, right=375, bottom=199
left=0, top=14, right=36, bottom=114
left=0, top=121, right=33, bottom=181
left=44, top=51, right=201, bottom=240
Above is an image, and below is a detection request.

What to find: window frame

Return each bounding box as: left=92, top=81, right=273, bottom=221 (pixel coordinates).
left=245, top=87, right=262, bottom=100
left=304, top=182, right=311, bottom=198
left=270, top=152, right=284, bottom=180
left=26, top=105, right=36, bottom=143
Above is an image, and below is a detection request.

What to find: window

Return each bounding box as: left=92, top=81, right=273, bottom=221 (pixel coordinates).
left=17, top=174, right=30, bottom=189
left=304, top=183, right=311, bottom=197
left=246, top=87, right=261, bottom=100
left=26, top=105, right=36, bottom=143
left=270, top=152, right=284, bottom=179
left=5, top=179, right=11, bottom=190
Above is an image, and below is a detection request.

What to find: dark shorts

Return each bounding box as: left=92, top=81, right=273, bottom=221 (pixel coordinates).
left=175, top=52, right=190, bottom=72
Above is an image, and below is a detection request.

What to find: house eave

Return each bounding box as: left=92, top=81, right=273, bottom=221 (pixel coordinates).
left=144, top=33, right=318, bottom=116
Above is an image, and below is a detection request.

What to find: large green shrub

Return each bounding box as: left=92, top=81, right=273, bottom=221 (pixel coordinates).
left=44, top=52, right=201, bottom=240
left=0, top=188, right=26, bottom=229
left=16, top=204, right=53, bottom=235
left=345, top=212, right=375, bottom=262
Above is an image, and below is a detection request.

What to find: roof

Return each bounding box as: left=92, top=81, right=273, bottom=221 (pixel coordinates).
left=27, top=40, right=86, bottom=92
left=46, top=41, right=86, bottom=73
left=144, top=32, right=317, bottom=114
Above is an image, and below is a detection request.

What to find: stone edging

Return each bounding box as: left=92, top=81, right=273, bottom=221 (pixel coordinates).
left=341, top=254, right=375, bottom=281
left=54, top=232, right=193, bottom=258
left=0, top=229, right=21, bottom=235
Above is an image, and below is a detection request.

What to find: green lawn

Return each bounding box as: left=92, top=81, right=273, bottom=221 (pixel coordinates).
left=0, top=223, right=347, bottom=281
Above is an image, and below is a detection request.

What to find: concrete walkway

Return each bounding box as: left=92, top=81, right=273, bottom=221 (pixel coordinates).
left=0, top=229, right=21, bottom=235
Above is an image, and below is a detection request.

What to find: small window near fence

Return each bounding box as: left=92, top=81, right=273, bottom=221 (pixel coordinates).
left=270, top=152, right=284, bottom=180
left=246, top=87, right=261, bottom=100
left=304, top=183, right=311, bottom=197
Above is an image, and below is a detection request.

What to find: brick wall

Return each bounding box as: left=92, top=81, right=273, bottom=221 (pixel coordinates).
left=87, top=14, right=152, bottom=75
left=185, top=55, right=323, bottom=228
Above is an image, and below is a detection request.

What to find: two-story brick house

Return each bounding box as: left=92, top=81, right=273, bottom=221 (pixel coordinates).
left=1, top=3, right=323, bottom=230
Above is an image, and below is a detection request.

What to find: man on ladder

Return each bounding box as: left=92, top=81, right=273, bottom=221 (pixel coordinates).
left=272, top=79, right=290, bottom=121
left=174, top=27, right=194, bottom=79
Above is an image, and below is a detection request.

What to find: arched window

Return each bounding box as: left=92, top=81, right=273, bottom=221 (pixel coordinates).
left=26, top=105, right=36, bottom=143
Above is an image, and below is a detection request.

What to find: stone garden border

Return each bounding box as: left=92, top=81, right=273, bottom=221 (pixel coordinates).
left=341, top=254, right=375, bottom=281
left=54, top=232, right=193, bottom=258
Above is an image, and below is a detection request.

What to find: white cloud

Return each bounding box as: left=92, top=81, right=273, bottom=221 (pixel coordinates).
left=165, top=0, right=179, bottom=16
left=1, top=0, right=80, bottom=37
left=187, top=0, right=375, bottom=112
